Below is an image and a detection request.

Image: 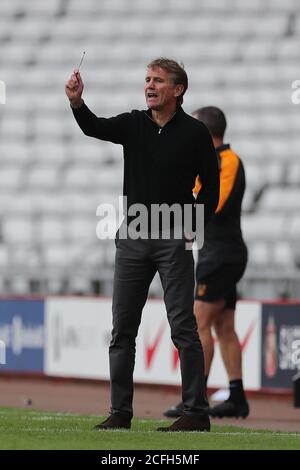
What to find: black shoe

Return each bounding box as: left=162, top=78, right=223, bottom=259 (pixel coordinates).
left=157, top=413, right=210, bottom=432
left=93, top=414, right=131, bottom=430
left=163, top=401, right=184, bottom=418
left=209, top=400, right=249, bottom=418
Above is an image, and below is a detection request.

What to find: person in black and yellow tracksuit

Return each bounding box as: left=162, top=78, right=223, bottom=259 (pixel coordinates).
left=164, top=106, right=249, bottom=419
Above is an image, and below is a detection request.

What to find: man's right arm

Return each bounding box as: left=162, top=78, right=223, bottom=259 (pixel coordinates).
left=65, top=70, right=130, bottom=145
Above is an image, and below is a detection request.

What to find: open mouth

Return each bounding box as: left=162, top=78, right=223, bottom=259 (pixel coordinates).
left=147, top=93, right=158, bottom=99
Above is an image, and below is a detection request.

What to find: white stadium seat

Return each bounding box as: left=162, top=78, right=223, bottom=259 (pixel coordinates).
left=2, top=217, right=34, bottom=244
left=27, top=165, right=59, bottom=189
left=0, top=165, right=24, bottom=189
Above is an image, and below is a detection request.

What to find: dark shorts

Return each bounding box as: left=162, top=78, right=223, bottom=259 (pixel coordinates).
left=195, top=262, right=246, bottom=309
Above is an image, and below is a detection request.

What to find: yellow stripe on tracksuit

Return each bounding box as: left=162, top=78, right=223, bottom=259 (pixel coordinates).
left=193, top=148, right=240, bottom=213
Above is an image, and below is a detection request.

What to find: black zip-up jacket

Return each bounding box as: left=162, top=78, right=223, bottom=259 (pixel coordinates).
left=72, top=103, right=219, bottom=228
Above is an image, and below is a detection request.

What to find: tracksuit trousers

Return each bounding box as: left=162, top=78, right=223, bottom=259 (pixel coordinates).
left=109, top=235, right=208, bottom=418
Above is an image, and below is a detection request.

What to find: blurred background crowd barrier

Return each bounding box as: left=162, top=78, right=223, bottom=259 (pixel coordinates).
left=1, top=297, right=299, bottom=393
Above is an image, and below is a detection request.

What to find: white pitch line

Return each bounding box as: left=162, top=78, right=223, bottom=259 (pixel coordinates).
left=0, top=414, right=97, bottom=420
left=212, top=432, right=300, bottom=437
left=1, top=428, right=299, bottom=437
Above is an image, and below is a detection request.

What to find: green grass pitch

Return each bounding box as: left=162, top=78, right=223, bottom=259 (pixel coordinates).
left=0, top=407, right=299, bottom=450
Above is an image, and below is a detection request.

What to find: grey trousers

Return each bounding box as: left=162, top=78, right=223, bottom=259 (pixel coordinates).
left=109, top=235, right=208, bottom=418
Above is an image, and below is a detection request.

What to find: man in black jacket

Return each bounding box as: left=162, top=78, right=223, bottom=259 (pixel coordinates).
left=65, top=58, right=219, bottom=432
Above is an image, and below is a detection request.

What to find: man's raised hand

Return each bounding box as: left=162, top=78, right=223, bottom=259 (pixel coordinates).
left=65, top=69, right=84, bottom=108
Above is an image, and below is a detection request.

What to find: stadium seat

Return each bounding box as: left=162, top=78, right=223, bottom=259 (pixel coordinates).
left=286, top=163, right=300, bottom=184
left=11, top=246, right=41, bottom=269
left=0, top=165, right=24, bottom=189
left=248, top=242, right=270, bottom=266
left=5, top=193, right=36, bottom=215
left=242, top=214, right=287, bottom=241
left=275, top=39, right=300, bottom=60
left=0, top=0, right=22, bottom=17
left=65, top=217, right=97, bottom=242
left=31, top=142, right=66, bottom=164
left=288, top=216, right=300, bottom=240
left=273, top=242, right=294, bottom=267
left=19, top=0, right=62, bottom=16
left=1, top=116, right=29, bottom=139
left=64, top=166, right=99, bottom=188
left=243, top=40, right=275, bottom=61
left=258, top=187, right=300, bottom=212
left=0, top=246, right=9, bottom=269
left=11, top=18, right=54, bottom=40
left=38, top=217, right=65, bottom=243
left=0, top=142, right=30, bottom=163
left=2, top=217, right=34, bottom=244
left=26, top=165, right=60, bottom=189
left=0, top=42, right=35, bottom=65
left=43, top=245, right=68, bottom=268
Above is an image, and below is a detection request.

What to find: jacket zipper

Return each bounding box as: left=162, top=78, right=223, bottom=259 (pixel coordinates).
left=144, top=111, right=177, bottom=134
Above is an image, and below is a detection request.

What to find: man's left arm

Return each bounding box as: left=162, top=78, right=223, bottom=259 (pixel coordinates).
left=195, top=123, right=220, bottom=225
